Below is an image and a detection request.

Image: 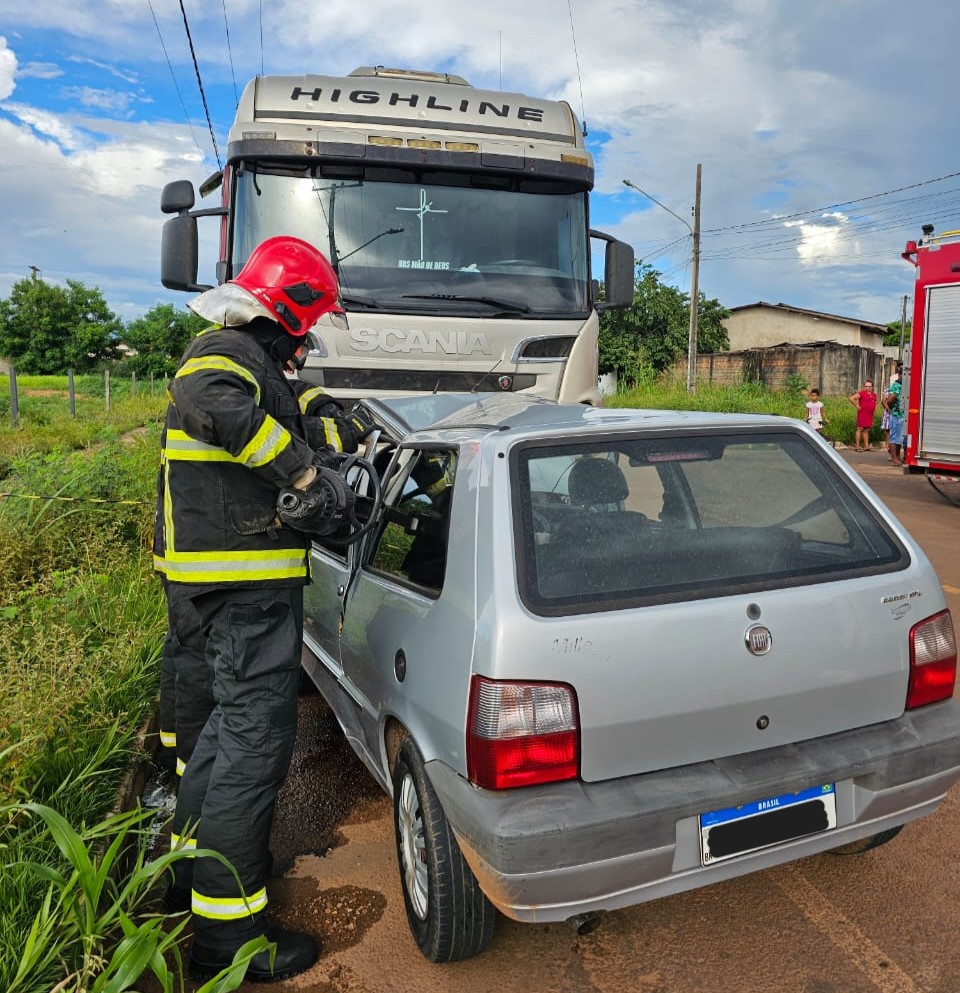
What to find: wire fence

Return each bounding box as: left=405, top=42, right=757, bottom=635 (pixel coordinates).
left=3, top=367, right=165, bottom=427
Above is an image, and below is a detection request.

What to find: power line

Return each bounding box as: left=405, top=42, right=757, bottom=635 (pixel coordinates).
left=221, top=0, right=239, bottom=107
left=259, top=0, right=264, bottom=76
left=177, top=0, right=222, bottom=169
left=566, top=0, right=586, bottom=134
left=145, top=0, right=205, bottom=160
left=703, top=169, right=960, bottom=235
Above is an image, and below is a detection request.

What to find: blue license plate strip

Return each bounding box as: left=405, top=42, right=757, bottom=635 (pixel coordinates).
left=699, top=783, right=837, bottom=865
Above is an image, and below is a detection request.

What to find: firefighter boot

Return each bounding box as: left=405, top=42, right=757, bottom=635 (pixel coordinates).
left=189, top=925, right=319, bottom=982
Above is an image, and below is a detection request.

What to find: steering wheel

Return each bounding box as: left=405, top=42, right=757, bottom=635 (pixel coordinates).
left=329, top=452, right=383, bottom=546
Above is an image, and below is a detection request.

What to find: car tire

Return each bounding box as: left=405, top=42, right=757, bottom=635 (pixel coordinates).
left=392, top=737, right=496, bottom=962
left=827, top=825, right=904, bottom=856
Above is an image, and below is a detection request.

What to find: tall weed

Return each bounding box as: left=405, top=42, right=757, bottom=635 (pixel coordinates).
left=2, top=800, right=268, bottom=993
left=0, top=394, right=175, bottom=988
left=608, top=376, right=880, bottom=446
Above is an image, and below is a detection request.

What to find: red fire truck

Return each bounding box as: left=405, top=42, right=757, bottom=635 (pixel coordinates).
left=900, top=225, right=960, bottom=505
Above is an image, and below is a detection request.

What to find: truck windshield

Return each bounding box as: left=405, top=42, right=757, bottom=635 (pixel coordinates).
left=232, top=167, right=590, bottom=317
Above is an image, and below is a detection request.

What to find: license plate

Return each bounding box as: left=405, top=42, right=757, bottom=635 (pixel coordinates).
left=699, top=783, right=837, bottom=865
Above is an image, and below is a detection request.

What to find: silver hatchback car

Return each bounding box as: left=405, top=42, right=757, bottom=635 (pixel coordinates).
left=301, top=393, right=960, bottom=962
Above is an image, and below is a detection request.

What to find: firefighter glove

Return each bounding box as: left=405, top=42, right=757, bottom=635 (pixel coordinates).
left=311, top=447, right=344, bottom=470
left=277, top=466, right=355, bottom=536
left=345, top=406, right=378, bottom=443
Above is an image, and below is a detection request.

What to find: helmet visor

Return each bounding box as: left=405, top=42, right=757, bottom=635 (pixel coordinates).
left=328, top=309, right=349, bottom=332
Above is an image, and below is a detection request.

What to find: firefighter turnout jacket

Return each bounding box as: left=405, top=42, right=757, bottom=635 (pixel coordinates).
left=154, top=324, right=356, bottom=589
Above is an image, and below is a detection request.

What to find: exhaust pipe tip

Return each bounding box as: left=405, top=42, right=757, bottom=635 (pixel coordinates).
left=568, top=911, right=603, bottom=935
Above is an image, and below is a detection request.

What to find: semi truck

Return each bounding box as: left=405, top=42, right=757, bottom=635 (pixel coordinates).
left=900, top=225, right=960, bottom=504
left=160, top=66, right=635, bottom=403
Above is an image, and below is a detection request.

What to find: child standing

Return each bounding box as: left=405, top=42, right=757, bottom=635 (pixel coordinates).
left=805, top=388, right=829, bottom=434
left=847, top=379, right=878, bottom=451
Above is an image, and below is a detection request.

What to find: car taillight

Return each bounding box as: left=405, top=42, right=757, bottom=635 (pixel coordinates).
left=906, top=609, right=957, bottom=709
left=466, top=676, right=579, bottom=789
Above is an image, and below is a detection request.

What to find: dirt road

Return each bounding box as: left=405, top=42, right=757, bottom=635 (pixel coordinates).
left=238, top=448, right=960, bottom=993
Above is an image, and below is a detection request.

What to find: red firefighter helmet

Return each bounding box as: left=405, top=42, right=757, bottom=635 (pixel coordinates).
left=231, top=236, right=344, bottom=337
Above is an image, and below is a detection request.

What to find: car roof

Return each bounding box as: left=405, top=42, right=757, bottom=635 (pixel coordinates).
left=362, top=392, right=796, bottom=445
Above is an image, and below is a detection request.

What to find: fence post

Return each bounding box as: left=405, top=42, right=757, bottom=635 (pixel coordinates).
left=131, top=371, right=137, bottom=397
left=68, top=369, right=76, bottom=417
left=150, top=373, right=155, bottom=394
left=8, top=366, right=18, bottom=427
left=105, top=369, right=111, bottom=411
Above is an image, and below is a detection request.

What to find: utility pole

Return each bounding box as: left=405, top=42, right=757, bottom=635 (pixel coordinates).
left=687, top=164, right=702, bottom=393
left=898, top=293, right=908, bottom=363
left=622, top=163, right=703, bottom=392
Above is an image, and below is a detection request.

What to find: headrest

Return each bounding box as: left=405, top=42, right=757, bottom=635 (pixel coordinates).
left=568, top=458, right=629, bottom=506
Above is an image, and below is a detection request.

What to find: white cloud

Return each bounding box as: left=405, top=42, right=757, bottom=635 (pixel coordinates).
left=66, top=56, right=139, bottom=85
left=1, top=102, right=83, bottom=150
left=0, top=36, right=17, bottom=100
left=18, top=61, right=62, bottom=80
left=62, top=86, right=136, bottom=115
left=787, top=213, right=853, bottom=265
left=0, top=2, right=953, bottom=323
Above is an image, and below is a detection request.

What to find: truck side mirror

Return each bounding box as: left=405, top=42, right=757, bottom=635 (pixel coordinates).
left=161, top=180, right=196, bottom=214
left=161, top=214, right=201, bottom=291
left=601, top=239, right=635, bottom=311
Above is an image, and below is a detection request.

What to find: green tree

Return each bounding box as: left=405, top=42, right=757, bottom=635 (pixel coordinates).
left=0, top=277, right=121, bottom=373
left=884, top=319, right=911, bottom=348
left=121, top=303, right=206, bottom=377
left=599, top=263, right=730, bottom=383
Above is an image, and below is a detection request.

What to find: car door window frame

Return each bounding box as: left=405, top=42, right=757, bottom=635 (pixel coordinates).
left=364, top=444, right=458, bottom=598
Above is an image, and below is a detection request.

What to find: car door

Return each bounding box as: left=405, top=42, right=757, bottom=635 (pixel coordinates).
left=338, top=446, right=459, bottom=772
left=302, top=537, right=351, bottom=678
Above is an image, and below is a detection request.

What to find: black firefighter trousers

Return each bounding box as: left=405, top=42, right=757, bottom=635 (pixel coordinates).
left=169, top=585, right=303, bottom=944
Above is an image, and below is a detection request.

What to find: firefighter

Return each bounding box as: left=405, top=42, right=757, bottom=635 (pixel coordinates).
left=156, top=366, right=362, bottom=792
left=155, top=236, right=373, bottom=982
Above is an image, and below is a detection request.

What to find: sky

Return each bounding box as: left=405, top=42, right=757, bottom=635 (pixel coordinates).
left=1, top=0, right=958, bottom=327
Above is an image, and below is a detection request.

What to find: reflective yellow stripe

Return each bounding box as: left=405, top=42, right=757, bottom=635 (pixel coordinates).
left=321, top=417, right=344, bottom=452
left=162, top=460, right=175, bottom=558
left=164, top=424, right=292, bottom=469
left=175, top=757, right=187, bottom=777
left=170, top=832, right=198, bottom=852
left=298, top=386, right=328, bottom=413
left=192, top=887, right=268, bottom=920
left=164, top=430, right=236, bottom=462
left=158, top=547, right=308, bottom=584
left=159, top=730, right=177, bottom=748
left=236, top=416, right=292, bottom=468
left=175, top=356, right=261, bottom=404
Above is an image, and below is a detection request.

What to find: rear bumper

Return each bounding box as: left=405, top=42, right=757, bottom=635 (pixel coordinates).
left=426, top=700, right=960, bottom=922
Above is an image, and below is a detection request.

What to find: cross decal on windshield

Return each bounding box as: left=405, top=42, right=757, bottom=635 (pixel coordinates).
left=396, top=189, right=448, bottom=262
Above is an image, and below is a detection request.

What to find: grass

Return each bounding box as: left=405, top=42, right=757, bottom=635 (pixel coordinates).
left=0, top=377, right=265, bottom=991
left=606, top=375, right=888, bottom=448
left=3, top=799, right=269, bottom=993
left=0, top=377, right=166, bottom=472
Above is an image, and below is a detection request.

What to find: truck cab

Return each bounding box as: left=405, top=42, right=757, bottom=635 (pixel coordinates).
left=160, top=67, right=634, bottom=403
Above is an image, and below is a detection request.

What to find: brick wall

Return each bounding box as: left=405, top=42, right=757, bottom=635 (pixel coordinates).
left=694, top=343, right=896, bottom=396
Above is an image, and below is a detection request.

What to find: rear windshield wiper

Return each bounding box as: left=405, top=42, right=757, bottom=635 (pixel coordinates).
left=401, top=293, right=530, bottom=314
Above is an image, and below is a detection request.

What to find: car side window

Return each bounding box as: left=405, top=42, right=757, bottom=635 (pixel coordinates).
left=368, top=448, right=457, bottom=595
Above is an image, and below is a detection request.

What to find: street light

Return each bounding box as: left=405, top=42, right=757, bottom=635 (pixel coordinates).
left=622, top=166, right=702, bottom=392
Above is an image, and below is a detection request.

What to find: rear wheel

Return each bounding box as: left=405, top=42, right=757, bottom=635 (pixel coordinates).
left=828, top=825, right=904, bottom=856
left=392, top=738, right=495, bottom=962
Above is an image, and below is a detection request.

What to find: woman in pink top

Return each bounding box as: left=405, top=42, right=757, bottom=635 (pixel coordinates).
left=848, top=379, right=878, bottom=451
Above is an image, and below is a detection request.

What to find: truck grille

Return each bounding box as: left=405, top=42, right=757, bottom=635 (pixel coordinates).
left=303, top=368, right=538, bottom=392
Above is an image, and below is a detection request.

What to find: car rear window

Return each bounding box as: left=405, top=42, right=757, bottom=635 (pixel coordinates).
left=514, top=429, right=907, bottom=615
